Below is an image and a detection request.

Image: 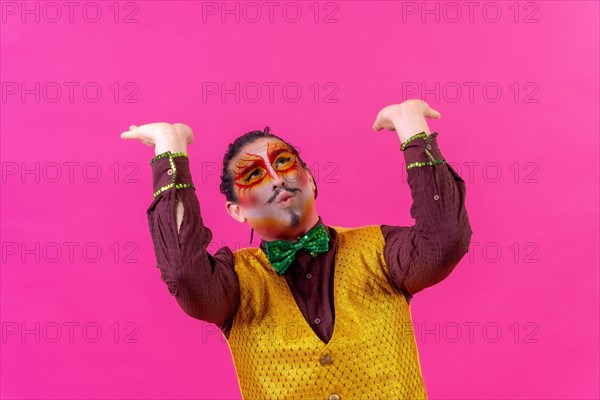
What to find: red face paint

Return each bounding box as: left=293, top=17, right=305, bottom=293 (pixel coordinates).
left=232, top=141, right=300, bottom=207
left=227, top=138, right=319, bottom=242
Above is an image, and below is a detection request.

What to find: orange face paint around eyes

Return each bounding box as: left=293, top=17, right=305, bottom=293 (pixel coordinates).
left=233, top=142, right=299, bottom=201
left=235, top=164, right=301, bottom=208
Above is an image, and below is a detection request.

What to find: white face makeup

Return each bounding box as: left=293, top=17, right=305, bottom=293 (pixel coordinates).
left=226, top=137, right=318, bottom=242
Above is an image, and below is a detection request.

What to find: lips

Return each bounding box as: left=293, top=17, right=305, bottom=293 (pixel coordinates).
left=276, top=191, right=294, bottom=203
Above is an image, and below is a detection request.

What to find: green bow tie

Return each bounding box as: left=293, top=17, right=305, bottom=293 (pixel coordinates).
left=265, top=224, right=330, bottom=275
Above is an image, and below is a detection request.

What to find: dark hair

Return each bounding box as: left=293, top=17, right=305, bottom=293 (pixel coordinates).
left=219, top=126, right=318, bottom=203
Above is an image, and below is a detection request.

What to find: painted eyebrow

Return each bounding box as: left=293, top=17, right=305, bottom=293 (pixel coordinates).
left=235, top=160, right=263, bottom=176
left=234, top=153, right=262, bottom=170
left=233, top=161, right=265, bottom=180
left=234, top=145, right=292, bottom=173
left=269, top=147, right=292, bottom=161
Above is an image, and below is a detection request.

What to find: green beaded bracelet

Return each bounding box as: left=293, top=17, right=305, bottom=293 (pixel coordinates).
left=406, top=159, right=447, bottom=170
left=400, top=132, right=428, bottom=151
left=150, top=151, right=188, bottom=165
left=151, top=151, right=194, bottom=198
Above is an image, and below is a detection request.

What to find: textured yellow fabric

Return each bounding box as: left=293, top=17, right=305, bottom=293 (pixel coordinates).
left=226, top=225, right=428, bottom=400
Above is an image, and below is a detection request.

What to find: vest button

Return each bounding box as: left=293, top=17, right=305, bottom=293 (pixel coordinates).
left=328, top=394, right=340, bottom=400
left=319, top=354, right=332, bottom=365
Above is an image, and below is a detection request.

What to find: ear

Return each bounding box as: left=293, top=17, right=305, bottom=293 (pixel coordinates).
left=226, top=201, right=247, bottom=223
left=306, top=168, right=317, bottom=195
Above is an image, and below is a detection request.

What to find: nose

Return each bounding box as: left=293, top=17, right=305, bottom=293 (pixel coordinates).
left=270, top=171, right=286, bottom=189
left=265, top=163, right=285, bottom=187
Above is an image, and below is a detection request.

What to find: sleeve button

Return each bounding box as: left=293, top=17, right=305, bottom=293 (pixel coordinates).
left=433, top=194, right=440, bottom=201
left=167, top=169, right=173, bottom=176
left=426, top=144, right=432, bottom=150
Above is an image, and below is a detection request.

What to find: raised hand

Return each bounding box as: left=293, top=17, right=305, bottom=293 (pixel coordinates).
left=120, top=122, right=194, bottom=155
left=373, top=100, right=441, bottom=143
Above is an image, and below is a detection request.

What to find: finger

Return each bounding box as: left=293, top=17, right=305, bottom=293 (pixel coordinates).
left=425, top=108, right=441, bottom=119
left=373, top=122, right=381, bottom=131
left=129, top=125, right=138, bottom=130
left=120, top=129, right=140, bottom=140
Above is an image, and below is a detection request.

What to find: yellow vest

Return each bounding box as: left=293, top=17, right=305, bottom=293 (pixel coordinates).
left=226, top=225, right=428, bottom=400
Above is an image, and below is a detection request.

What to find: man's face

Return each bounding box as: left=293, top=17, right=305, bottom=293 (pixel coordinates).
left=226, top=137, right=317, bottom=239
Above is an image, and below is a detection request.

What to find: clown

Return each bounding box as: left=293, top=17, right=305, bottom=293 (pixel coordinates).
left=121, top=100, right=473, bottom=399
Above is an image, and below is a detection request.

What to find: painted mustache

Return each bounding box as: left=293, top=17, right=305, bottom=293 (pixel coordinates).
left=266, top=187, right=300, bottom=205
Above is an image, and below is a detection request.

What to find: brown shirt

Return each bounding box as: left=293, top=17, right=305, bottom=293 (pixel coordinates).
left=146, top=132, right=473, bottom=344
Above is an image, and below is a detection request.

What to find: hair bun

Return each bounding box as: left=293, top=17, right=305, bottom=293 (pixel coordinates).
left=263, top=126, right=271, bottom=134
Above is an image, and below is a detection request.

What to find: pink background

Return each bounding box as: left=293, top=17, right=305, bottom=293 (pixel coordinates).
left=1, top=1, right=599, bottom=399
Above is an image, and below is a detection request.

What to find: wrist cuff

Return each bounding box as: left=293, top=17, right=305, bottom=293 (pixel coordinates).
left=401, top=131, right=447, bottom=170
left=151, top=151, right=195, bottom=197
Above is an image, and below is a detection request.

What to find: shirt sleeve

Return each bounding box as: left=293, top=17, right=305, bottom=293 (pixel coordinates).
left=146, top=151, right=239, bottom=337
left=381, top=132, right=474, bottom=304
